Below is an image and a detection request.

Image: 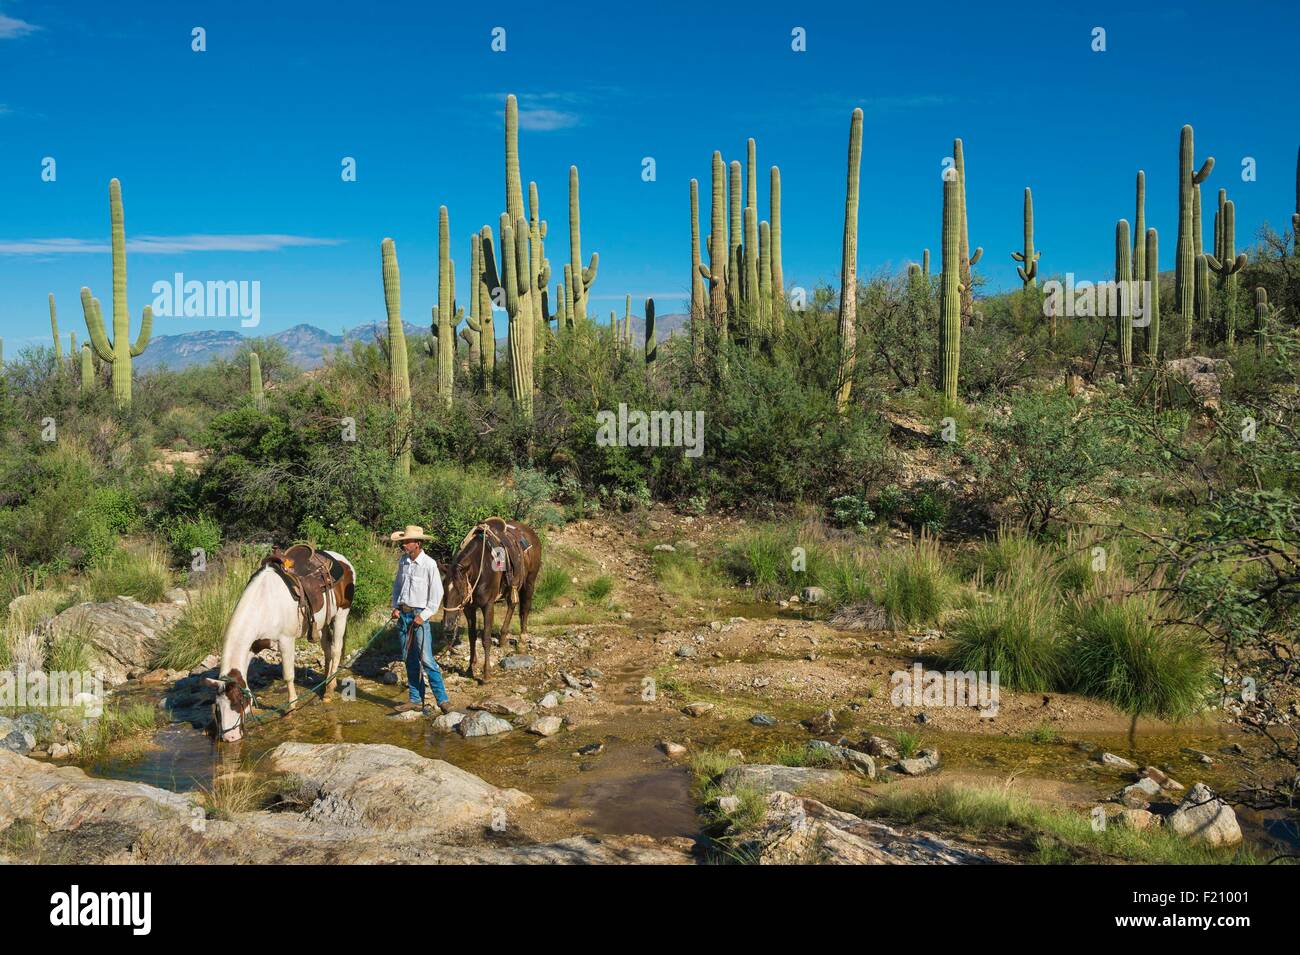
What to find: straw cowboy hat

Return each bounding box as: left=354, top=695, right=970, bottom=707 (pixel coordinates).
left=388, top=524, right=432, bottom=543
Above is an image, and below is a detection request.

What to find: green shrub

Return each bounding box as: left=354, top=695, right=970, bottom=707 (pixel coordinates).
left=81, top=543, right=172, bottom=604
left=829, top=494, right=876, bottom=529
left=297, top=516, right=390, bottom=619
left=165, top=514, right=223, bottom=568
left=584, top=575, right=613, bottom=602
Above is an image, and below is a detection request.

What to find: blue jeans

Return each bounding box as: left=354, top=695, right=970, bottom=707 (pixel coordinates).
left=399, top=610, right=449, bottom=706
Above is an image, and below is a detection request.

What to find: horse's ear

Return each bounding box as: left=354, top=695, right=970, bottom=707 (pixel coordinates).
left=203, top=677, right=224, bottom=689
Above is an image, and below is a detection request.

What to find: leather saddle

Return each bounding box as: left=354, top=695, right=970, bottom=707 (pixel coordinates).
left=458, top=517, right=527, bottom=599
left=260, top=544, right=343, bottom=641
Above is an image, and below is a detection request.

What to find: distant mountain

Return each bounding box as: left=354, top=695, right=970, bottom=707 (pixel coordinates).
left=133, top=313, right=691, bottom=372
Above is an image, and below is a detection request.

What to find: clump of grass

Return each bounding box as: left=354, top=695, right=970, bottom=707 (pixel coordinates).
left=195, top=772, right=273, bottom=821
left=531, top=563, right=571, bottom=610
left=80, top=541, right=172, bottom=604
left=867, top=783, right=1263, bottom=864
left=1069, top=591, right=1214, bottom=738
left=820, top=549, right=877, bottom=609
left=878, top=535, right=953, bottom=628
left=583, top=575, right=613, bottom=602
left=155, top=550, right=261, bottom=671
left=81, top=701, right=160, bottom=762
left=46, top=625, right=91, bottom=673
left=1, top=590, right=67, bottom=670
left=944, top=575, right=1067, bottom=692
left=894, top=730, right=921, bottom=759
left=767, top=740, right=840, bottom=769
left=1020, top=724, right=1061, bottom=744
left=652, top=550, right=727, bottom=603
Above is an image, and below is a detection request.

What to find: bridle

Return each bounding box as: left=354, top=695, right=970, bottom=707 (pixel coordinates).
left=440, top=529, right=492, bottom=613
left=212, top=676, right=253, bottom=739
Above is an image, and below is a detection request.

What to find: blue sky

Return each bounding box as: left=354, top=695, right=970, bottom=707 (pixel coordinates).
left=1, top=0, right=1298, bottom=348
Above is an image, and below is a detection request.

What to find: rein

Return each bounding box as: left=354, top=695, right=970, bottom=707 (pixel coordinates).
left=441, top=528, right=491, bottom=612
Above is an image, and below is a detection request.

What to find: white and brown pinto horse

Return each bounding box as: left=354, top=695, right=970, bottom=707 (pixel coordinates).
left=207, top=549, right=354, bottom=743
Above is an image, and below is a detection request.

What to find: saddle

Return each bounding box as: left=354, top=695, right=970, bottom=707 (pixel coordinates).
left=457, top=517, right=527, bottom=601
left=260, top=544, right=343, bottom=642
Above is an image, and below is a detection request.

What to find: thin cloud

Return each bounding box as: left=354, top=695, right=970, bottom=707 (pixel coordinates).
left=0, top=13, right=39, bottom=39
left=0, top=234, right=343, bottom=254
left=518, top=108, right=580, bottom=131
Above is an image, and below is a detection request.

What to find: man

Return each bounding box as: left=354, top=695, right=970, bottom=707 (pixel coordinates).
left=388, top=525, right=454, bottom=714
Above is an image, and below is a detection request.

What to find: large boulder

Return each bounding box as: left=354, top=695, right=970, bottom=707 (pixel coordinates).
left=264, top=742, right=530, bottom=837
left=741, top=791, right=994, bottom=865
left=1165, top=356, right=1231, bottom=410
left=1166, top=782, right=1242, bottom=847
left=719, top=764, right=851, bottom=795
left=49, top=597, right=183, bottom=686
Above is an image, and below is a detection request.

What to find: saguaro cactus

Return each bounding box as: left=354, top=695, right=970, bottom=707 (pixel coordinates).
left=835, top=108, right=863, bottom=413
left=700, top=151, right=729, bottom=354
left=568, top=166, right=598, bottom=321
left=938, top=176, right=962, bottom=406
left=1133, top=172, right=1146, bottom=314
left=1206, top=197, right=1247, bottom=346
left=80, top=343, right=94, bottom=391
left=435, top=206, right=455, bottom=407
left=1254, top=286, right=1269, bottom=350
left=743, top=205, right=759, bottom=331
left=81, top=179, right=152, bottom=407
left=1115, top=219, right=1133, bottom=379
left=461, top=234, right=484, bottom=383
left=689, top=178, right=704, bottom=366
left=1011, top=187, right=1039, bottom=288
left=645, top=298, right=656, bottom=365
left=1193, top=253, right=1210, bottom=350
left=381, top=238, right=412, bottom=477
left=478, top=227, right=498, bottom=382
left=953, top=139, right=983, bottom=325
left=249, top=351, right=264, bottom=409
left=759, top=220, right=772, bottom=335
left=1144, top=229, right=1160, bottom=360
left=500, top=216, right=535, bottom=418
left=49, top=294, right=62, bottom=358
left=528, top=181, right=551, bottom=356
left=770, top=165, right=784, bottom=338
left=1175, top=125, right=1214, bottom=328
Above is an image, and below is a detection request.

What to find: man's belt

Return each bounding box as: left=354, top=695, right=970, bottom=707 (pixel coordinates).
left=398, top=603, right=419, bottom=613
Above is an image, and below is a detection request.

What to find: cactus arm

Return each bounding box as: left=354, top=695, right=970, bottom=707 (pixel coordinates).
left=49, top=294, right=62, bottom=358
left=81, top=287, right=116, bottom=363
left=130, top=306, right=153, bottom=356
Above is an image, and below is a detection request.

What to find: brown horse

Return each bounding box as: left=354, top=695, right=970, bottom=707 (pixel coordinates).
left=440, top=517, right=542, bottom=682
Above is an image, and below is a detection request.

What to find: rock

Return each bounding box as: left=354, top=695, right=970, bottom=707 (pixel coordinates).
left=583, top=667, right=603, bottom=679
left=576, top=742, right=604, bottom=756
left=561, top=672, right=583, bottom=689
left=682, top=702, right=715, bottom=717
left=0, top=749, right=687, bottom=864
left=741, top=791, right=994, bottom=865
left=675, top=645, right=696, bottom=658
left=538, top=692, right=560, bottom=710
left=808, top=740, right=876, bottom=779
left=389, top=709, right=422, bottom=722
left=863, top=735, right=899, bottom=760
left=457, top=710, right=514, bottom=737
left=749, top=713, right=776, bottom=727
left=1165, top=356, right=1231, bottom=409
left=49, top=597, right=184, bottom=686
left=528, top=716, right=563, bottom=737
left=895, top=749, right=941, bottom=776
left=915, top=712, right=931, bottom=724
left=726, top=748, right=745, bottom=761
left=653, top=544, right=676, bottom=553
left=716, top=795, right=741, bottom=814
left=1, top=729, right=37, bottom=755
left=1166, top=783, right=1242, bottom=847
left=378, top=670, right=400, bottom=686
left=802, top=709, right=837, bottom=734
left=1141, top=766, right=1170, bottom=786
left=1099, top=752, right=1138, bottom=770
left=499, top=655, right=537, bottom=671
left=801, top=586, right=826, bottom=605
left=718, top=764, right=850, bottom=795
left=472, top=696, right=533, bottom=718
left=430, top=712, right=464, bottom=732
left=1116, top=808, right=1159, bottom=831
left=659, top=740, right=687, bottom=757
left=162, top=588, right=190, bottom=604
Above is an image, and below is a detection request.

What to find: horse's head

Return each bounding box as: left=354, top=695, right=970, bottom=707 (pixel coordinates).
left=204, top=669, right=252, bottom=743
left=440, top=559, right=474, bottom=641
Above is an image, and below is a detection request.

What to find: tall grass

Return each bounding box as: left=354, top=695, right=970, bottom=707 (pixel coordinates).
left=531, top=563, right=571, bottom=611
left=80, top=541, right=172, bottom=604
left=1069, top=591, right=1214, bottom=728
left=652, top=550, right=728, bottom=603
left=877, top=535, right=953, bottom=628
left=155, top=550, right=261, bottom=670
left=944, top=575, right=1066, bottom=692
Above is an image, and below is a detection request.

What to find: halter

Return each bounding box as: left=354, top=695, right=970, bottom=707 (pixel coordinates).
left=212, top=677, right=254, bottom=738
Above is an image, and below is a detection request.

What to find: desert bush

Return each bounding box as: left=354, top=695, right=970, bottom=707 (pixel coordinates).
left=80, top=542, right=171, bottom=604
left=297, top=516, right=391, bottom=619
left=165, top=514, right=223, bottom=568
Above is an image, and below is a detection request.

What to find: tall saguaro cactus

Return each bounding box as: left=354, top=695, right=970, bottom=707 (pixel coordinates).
left=1193, top=253, right=1210, bottom=351
left=500, top=216, right=535, bottom=417
left=1206, top=197, right=1247, bottom=345
left=1133, top=171, right=1146, bottom=314
left=700, top=151, right=729, bottom=356
left=645, top=298, right=656, bottom=365
left=759, top=220, right=772, bottom=335
left=1175, top=125, right=1214, bottom=330
left=770, top=165, right=784, bottom=338
left=81, top=179, right=152, bottom=407
left=953, top=139, right=982, bottom=325
left=249, top=351, right=264, bottom=409
left=938, top=176, right=962, bottom=406
left=80, top=344, right=94, bottom=392
left=49, top=294, right=62, bottom=358
left=1011, top=187, right=1039, bottom=288
left=689, top=178, right=704, bottom=366
left=835, top=108, right=863, bottom=413
left=1144, top=229, right=1160, bottom=360
left=381, top=238, right=412, bottom=478
left=568, top=166, right=598, bottom=321
left=1254, top=286, right=1269, bottom=350
left=478, top=227, right=498, bottom=384
left=1115, top=220, right=1133, bottom=379
left=435, top=206, right=455, bottom=406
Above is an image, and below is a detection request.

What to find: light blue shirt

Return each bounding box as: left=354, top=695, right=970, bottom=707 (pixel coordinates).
left=392, top=550, right=443, bottom=620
